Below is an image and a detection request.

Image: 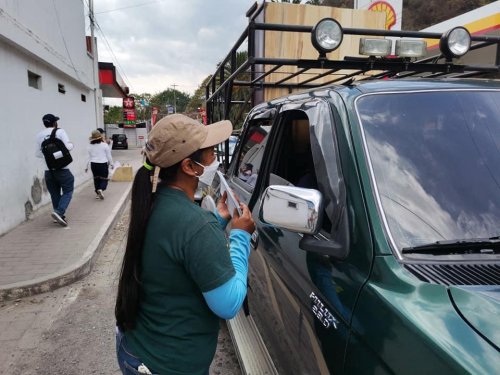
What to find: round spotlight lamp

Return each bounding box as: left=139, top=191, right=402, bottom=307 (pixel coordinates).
left=439, top=27, right=471, bottom=59
left=311, top=18, right=343, bottom=55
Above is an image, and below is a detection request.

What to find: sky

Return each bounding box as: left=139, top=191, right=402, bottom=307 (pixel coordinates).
left=91, top=0, right=257, bottom=103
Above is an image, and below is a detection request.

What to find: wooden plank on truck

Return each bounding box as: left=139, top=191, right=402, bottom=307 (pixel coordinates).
left=263, top=3, right=386, bottom=101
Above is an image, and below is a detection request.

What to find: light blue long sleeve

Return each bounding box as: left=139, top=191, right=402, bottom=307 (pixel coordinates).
left=214, top=210, right=229, bottom=229
left=203, top=229, right=251, bottom=320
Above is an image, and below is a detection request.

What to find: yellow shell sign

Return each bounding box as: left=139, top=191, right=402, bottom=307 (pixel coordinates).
left=369, top=1, right=397, bottom=30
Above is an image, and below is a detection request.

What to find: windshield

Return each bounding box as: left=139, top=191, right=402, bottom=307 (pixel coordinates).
left=357, top=90, right=500, bottom=252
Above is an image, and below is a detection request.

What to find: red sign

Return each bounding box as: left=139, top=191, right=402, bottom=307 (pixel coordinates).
left=123, top=96, right=136, bottom=124
left=198, top=107, right=207, bottom=125
left=249, top=131, right=265, bottom=143
left=151, top=106, right=159, bottom=126
left=123, top=96, right=135, bottom=109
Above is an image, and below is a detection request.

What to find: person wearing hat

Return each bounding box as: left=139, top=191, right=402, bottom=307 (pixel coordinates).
left=35, top=114, right=74, bottom=226
left=85, top=130, right=113, bottom=199
left=115, top=114, right=255, bottom=375
left=96, top=127, right=112, bottom=148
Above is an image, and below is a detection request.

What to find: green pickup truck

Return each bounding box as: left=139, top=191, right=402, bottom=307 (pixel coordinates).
left=205, top=7, right=500, bottom=374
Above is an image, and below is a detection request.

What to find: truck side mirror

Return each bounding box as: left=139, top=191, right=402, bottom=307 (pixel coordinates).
left=259, top=185, right=323, bottom=235
left=259, top=185, right=350, bottom=259
left=299, top=199, right=350, bottom=260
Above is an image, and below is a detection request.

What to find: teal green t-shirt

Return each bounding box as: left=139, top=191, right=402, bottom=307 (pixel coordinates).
left=125, top=187, right=235, bottom=375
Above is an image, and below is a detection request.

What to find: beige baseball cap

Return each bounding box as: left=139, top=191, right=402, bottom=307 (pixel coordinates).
left=145, top=114, right=232, bottom=168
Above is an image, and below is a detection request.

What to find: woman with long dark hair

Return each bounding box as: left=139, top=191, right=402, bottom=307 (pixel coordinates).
left=115, top=114, right=255, bottom=375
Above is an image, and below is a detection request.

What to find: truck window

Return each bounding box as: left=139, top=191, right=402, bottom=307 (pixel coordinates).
left=269, top=109, right=332, bottom=232
left=272, top=112, right=314, bottom=187
left=234, top=119, right=272, bottom=190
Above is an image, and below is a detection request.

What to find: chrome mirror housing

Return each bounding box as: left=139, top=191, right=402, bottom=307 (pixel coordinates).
left=259, top=185, right=323, bottom=234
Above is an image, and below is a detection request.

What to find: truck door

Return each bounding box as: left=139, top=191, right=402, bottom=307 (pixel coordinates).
left=229, top=100, right=374, bottom=374
left=226, top=108, right=303, bottom=374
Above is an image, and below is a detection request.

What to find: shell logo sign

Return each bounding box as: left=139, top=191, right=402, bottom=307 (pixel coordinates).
left=368, top=1, right=397, bottom=30
left=356, top=0, right=403, bottom=31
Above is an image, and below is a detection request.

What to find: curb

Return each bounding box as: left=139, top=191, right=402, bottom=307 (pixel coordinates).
left=0, top=183, right=132, bottom=302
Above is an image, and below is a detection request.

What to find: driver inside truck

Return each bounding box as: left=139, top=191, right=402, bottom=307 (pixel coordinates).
left=238, top=163, right=253, bottom=181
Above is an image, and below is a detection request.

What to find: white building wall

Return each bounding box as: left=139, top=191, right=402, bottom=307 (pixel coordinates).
left=0, top=0, right=100, bottom=235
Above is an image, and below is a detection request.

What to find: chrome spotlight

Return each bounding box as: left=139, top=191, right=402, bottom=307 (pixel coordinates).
left=439, top=27, right=471, bottom=60
left=311, top=18, right=343, bottom=55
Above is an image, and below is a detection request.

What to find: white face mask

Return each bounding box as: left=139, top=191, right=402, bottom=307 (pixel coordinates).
left=194, top=159, right=219, bottom=186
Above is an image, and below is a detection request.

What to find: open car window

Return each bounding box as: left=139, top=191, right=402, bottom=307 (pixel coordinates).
left=234, top=119, right=273, bottom=191
left=267, top=109, right=332, bottom=233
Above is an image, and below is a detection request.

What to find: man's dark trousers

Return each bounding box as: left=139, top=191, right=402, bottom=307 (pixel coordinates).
left=45, top=169, right=74, bottom=216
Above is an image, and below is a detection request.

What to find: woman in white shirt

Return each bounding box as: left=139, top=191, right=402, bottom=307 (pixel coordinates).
left=86, top=130, right=113, bottom=199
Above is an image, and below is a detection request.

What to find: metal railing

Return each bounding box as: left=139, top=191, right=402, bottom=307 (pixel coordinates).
left=206, top=2, right=500, bottom=167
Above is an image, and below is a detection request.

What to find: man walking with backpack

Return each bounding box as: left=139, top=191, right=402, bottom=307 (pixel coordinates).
left=36, top=114, right=74, bottom=226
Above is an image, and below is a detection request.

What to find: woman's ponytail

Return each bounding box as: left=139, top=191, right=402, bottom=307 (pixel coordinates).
left=115, top=163, right=155, bottom=330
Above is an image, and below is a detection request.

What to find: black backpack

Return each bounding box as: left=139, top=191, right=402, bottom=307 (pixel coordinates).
left=41, top=128, right=73, bottom=170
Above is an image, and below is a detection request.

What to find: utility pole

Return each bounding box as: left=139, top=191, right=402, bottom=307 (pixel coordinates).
left=89, top=0, right=103, bottom=129
left=172, top=84, right=178, bottom=113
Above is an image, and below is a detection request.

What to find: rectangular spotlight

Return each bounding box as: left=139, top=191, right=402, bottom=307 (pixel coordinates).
left=359, top=38, right=392, bottom=57
left=396, top=40, right=427, bottom=58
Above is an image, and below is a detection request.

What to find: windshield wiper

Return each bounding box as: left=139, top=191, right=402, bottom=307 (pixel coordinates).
left=402, top=237, right=500, bottom=255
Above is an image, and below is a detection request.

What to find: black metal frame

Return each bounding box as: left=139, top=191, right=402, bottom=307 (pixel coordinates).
left=206, top=2, right=500, bottom=164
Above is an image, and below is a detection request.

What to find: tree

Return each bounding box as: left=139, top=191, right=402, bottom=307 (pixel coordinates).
left=186, top=75, right=212, bottom=113
left=103, top=106, right=122, bottom=124
left=308, top=0, right=352, bottom=6
left=150, top=89, right=191, bottom=115
left=190, top=51, right=252, bottom=129
left=213, top=51, right=252, bottom=129
left=402, top=0, right=494, bottom=30
left=130, top=92, right=153, bottom=121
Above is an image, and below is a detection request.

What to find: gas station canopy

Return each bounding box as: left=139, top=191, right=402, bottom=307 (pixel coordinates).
left=98, top=62, right=129, bottom=98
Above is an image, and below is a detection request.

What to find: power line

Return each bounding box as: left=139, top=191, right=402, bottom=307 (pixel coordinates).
left=81, top=0, right=92, bottom=32
left=93, top=19, right=133, bottom=89
left=95, top=0, right=167, bottom=15
left=83, top=0, right=133, bottom=90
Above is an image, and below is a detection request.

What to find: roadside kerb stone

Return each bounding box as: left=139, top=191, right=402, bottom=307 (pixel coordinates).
left=0, top=182, right=132, bottom=302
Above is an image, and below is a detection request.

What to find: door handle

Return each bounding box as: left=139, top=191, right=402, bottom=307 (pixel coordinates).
left=251, top=231, right=259, bottom=249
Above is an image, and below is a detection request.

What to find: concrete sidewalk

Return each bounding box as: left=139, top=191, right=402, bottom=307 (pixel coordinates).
left=0, top=149, right=143, bottom=302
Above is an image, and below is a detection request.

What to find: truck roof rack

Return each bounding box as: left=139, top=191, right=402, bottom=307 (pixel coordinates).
left=206, top=2, right=500, bottom=129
